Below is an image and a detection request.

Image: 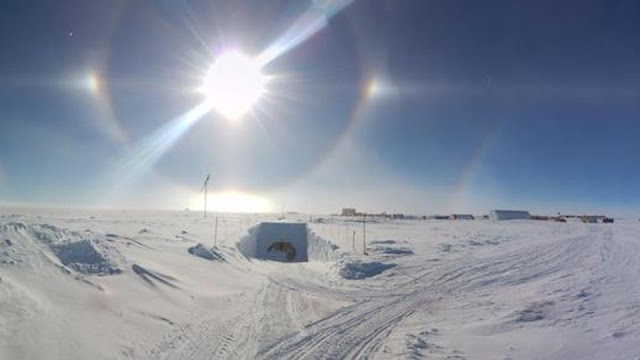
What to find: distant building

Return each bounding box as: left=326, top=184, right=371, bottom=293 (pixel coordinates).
left=392, top=214, right=404, bottom=219
left=451, top=214, right=474, bottom=220
left=341, top=208, right=357, bottom=216
left=489, top=210, right=531, bottom=221
left=581, top=215, right=606, bottom=223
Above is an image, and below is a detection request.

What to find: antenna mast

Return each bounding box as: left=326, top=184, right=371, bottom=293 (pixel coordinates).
left=201, top=174, right=210, bottom=218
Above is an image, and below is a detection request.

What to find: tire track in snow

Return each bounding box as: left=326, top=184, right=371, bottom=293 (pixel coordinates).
left=148, top=225, right=606, bottom=360
left=146, top=266, right=341, bottom=360
left=260, top=229, right=601, bottom=359
left=146, top=282, right=267, bottom=360
left=259, top=290, right=424, bottom=360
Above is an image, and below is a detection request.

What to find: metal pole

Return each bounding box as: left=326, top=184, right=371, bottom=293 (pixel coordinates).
left=352, top=230, right=356, bottom=252
left=202, top=174, right=210, bottom=219
left=214, top=216, right=218, bottom=247
left=362, top=213, right=367, bottom=255
left=346, top=222, right=349, bottom=245
left=203, top=183, right=207, bottom=219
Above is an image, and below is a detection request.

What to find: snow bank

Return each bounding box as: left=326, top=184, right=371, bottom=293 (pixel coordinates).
left=370, top=240, right=397, bottom=245
left=1, top=222, right=83, bottom=244
left=307, top=230, right=339, bottom=262
left=237, top=225, right=259, bottom=258
left=0, top=222, right=123, bottom=275
left=338, top=260, right=396, bottom=280
left=187, top=243, right=224, bottom=261
left=51, top=240, right=121, bottom=275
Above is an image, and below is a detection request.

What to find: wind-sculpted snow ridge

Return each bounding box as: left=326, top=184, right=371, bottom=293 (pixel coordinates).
left=338, top=260, right=396, bottom=279
left=132, top=264, right=180, bottom=289
left=188, top=243, right=224, bottom=261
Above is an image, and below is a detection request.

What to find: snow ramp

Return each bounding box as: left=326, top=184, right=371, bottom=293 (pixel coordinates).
left=237, top=222, right=338, bottom=262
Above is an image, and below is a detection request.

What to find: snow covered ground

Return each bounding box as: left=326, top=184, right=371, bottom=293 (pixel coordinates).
left=1, top=208, right=640, bottom=359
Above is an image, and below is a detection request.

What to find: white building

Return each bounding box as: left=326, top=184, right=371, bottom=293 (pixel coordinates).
left=489, top=210, right=531, bottom=221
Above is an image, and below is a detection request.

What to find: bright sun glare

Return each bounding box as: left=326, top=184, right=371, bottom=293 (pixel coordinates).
left=201, top=50, right=267, bottom=120
left=191, top=191, right=271, bottom=213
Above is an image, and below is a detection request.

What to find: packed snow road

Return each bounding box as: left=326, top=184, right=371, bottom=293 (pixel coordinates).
left=1, top=209, right=640, bottom=359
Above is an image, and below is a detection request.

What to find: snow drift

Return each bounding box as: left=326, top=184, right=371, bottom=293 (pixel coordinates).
left=338, top=260, right=396, bottom=279
left=51, top=240, right=121, bottom=275
left=187, top=243, right=224, bottom=261
left=0, top=222, right=122, bottom=275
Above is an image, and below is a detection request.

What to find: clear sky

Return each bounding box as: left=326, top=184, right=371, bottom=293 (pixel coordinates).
left=1, top=0, right=639, bottom=215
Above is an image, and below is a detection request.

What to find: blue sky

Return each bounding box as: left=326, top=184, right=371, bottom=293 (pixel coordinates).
left=1, top=0, right=639, bottom=215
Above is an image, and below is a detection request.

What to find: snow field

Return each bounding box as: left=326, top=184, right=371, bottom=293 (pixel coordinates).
left=1, top=209, right=640, bottom=359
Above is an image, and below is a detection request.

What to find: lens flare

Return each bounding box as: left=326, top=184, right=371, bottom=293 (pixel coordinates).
left=104, top=0, right=359, bottom=201
left=84, top=71, right=100, bottom=94
left=257, top=0, right=354, bottom=66
left=109, top=101, right=213, bottom=190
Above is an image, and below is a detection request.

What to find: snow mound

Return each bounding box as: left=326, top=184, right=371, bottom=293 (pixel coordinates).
left=370, top=240, right=397, bottom=245
left=339, top=260, right=396, bottom=280
left=370, top=246, right=414, bottom=256
left=32, top=223, right=84, bottom=244
left=1, top=222, right=83, bottom=244
left=510, top=301, right=555, bottom=323
left=51, top=240, right=121, bottom=275
left=0, top=222, right=123, bottom=275
left=469, top=239, right=500, bottom=246
left=1, top=236, right=18, bottom=265
left=187, top=244, right=224, bottom=261
left=438, top=243, right=453, bottom=252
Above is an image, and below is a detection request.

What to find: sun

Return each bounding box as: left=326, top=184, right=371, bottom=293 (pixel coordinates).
left=201, top=50, right=267, bottom=120
left=191, top=191, right=272, bottom=213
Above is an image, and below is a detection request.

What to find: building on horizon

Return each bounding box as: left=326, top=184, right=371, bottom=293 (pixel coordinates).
left=450, top=214, right=474, bottom=220
left=341, top=208, right=357, bottom=216
left=489, top=210, right=531, bottom=221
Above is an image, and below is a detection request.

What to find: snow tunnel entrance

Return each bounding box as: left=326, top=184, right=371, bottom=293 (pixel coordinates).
left=257, top=222, right=308, bottom=262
